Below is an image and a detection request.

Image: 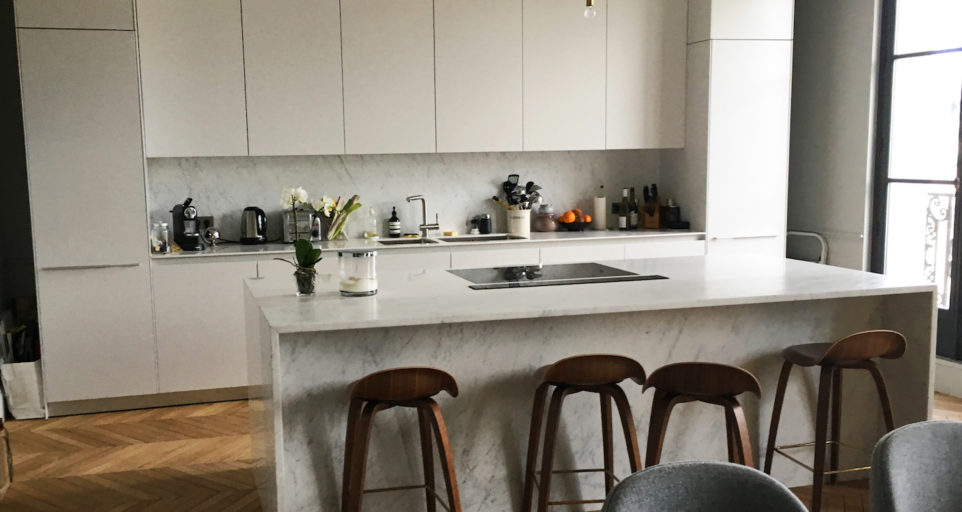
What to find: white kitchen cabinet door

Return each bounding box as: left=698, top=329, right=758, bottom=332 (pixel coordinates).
left=523, top=0, right=607, bottom=151
left=242, top=0, right=344, bottom=156
left=450, top=247, right=539, bottom=269
left=14, top=0, right=134, bottom=30
left=17, top=29, right=148, bottom=269
left=606, top=0, right=686, bottom=149
left=137, top=0, right=248, bottom=157
left=37, top=265, right=156, bottom=403
left=540, top=243, right=624, bottom=265
left=257, top=257, right=338, bottom=280
left=152, top=260, right=255, bottom=393
left=705, top=40, right=792, bottom=257
left=707, top=235, right=783, bottom=257
left=435, top=0, right=522, bottom=153
left=624, top=239, right=707, bottom=259
left=341, top=0, right=435, bottom=154
left=379, top=250, right=451, bottom=272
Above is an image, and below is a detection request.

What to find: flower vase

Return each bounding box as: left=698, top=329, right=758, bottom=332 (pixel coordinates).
left=294, top=268, right=316, bottom=296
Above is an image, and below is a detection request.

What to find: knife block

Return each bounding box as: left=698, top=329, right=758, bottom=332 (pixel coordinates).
left=643, top=201, right=661, bottom=229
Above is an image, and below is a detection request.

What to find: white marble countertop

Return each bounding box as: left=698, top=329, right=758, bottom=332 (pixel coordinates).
left=151, top=229, right=703, bottom=259
left=246, top=255, right=934, bottom=334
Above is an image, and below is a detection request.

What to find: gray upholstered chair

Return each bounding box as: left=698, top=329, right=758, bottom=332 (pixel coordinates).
left=601, top=461, right=807, bottom=512
left=872, top=420, right=962, bottom=512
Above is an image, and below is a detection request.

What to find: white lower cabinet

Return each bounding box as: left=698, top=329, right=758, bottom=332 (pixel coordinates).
left=151, top=260, right=255, bottom=393
left=450, top=247, right=540, bottom=269
left=144, top=237, right=707, bottom=398
left=379, top=250, right=451, bottom=272
left=624, top=239, right=707, bottom=259
left=707, top=235, right=782, bottom=257
left=540, top=243, right=625, bottom=265
left=38, top=265, right=156, bottom=403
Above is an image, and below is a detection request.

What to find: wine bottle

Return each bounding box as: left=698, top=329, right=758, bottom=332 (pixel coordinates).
left=619, top=188, right=629, bottom=231
left=388, top=207, right=401, bottom=238
left=628, top=186, right=639, bottom=229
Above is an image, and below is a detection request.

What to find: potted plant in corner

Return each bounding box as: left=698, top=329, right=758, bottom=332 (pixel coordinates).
left=275, top=239, right=323, bottom=296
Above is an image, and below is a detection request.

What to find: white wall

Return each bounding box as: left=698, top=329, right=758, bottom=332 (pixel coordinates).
left=786, top=0, right=881, bottom=269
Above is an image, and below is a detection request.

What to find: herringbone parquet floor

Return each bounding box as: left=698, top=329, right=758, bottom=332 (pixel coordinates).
left=1, top=394, right=961, bottom=511
left=1, top=401, right=260, bottom=511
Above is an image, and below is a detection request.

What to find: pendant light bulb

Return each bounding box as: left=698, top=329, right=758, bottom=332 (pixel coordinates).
left=584, top=0, right=597, bottom=19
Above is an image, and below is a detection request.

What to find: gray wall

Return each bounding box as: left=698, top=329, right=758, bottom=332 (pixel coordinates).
left=787, top=0, right=881, bottom=269
left=146, top=150, right=663, bottom=241
left=0, top=0, right=35, bottom=310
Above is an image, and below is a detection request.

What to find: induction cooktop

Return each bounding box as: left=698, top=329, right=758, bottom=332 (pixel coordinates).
left=448, top=262, right=668, bottom=290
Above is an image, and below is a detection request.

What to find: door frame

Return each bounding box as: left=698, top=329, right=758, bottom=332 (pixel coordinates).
left=870, top=0, right=962, bottom=359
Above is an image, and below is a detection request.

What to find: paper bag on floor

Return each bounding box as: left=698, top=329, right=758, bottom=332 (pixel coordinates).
left=0, top=361, right=45, bottom=420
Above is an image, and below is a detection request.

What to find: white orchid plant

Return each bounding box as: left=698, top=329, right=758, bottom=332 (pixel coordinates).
left=281, top=187, right=311, bottom=241
left=279, top=187, right=362, bottom=242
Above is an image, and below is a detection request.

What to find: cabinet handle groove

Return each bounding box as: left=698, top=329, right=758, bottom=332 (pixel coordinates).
left=40, top=263, right=141, bottom=271
left=710, top=234, right=779, bottom=241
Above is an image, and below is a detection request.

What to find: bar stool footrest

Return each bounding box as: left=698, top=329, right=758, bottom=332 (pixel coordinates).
left=773, top=441, right=872, bottom=475
left=363, top=483, right=453, bottom=512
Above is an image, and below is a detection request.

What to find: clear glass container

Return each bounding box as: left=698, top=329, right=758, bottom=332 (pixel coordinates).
left=339, top=250, right=377, bottom=297
left=362, top=207, right=379, bottom=239
left=151, top=222, right=170, bottom=254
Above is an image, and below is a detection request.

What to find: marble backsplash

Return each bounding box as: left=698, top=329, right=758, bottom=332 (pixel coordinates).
left=146, top=150, right=662, bottom=242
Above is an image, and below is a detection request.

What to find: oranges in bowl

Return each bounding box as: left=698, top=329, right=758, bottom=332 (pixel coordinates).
left=557, top=209, right=591, bottom=231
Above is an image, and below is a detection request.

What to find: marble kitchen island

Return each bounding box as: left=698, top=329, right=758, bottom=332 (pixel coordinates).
left=246, top=255, right=936, bottom=512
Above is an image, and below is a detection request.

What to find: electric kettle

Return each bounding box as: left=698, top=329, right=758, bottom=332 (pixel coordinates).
left=240, top=206, right=267, bottom=244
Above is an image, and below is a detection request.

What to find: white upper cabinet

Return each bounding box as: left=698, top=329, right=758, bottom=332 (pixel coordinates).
left=341, top=0, right=436, bottom=155
left=14, top=0, right=134, bottom=30
left=434, top=0, right=522, bottom=153
left=706, top=40, right=793, bottom=254
left=688, top=0, right=795, bottom=42
left=242, top=0, right=345, bottom=156
left=137, top=0, right=248, bottom=157
left=523, top=0, right=607, bottom=151
left=18, top=29, right=148, bottom=268
left=606, top=0, right=687, bottom=149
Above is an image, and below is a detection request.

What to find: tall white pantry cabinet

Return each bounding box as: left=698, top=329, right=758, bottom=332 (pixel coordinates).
left=15, top=4, right=157, bottom=404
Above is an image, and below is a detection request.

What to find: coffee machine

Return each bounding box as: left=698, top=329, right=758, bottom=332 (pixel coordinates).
left=170, top=198, right=204, bottom=251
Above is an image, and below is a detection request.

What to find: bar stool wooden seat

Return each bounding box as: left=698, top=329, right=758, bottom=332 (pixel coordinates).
left=763, top=330, right=906, bottom=512
left=643, top=362, right=761, bottom=468
left=342, top=367, right=461, bottom=512
left=521, top=354, right=646, bottom=512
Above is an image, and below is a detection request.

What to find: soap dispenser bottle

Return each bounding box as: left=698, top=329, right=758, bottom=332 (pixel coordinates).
left=388, top=207, right=401, bottom=238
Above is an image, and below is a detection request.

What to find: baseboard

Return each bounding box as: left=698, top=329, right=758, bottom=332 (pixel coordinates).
left=45, top=386, right=252, bottom=417
left=935, top=357, right=962, bottom=398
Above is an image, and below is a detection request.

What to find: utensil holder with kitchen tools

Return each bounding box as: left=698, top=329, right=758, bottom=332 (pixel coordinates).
left=506, top=209, right=531, bottom=238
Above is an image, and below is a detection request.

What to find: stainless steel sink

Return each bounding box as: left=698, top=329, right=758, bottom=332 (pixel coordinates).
left=437, top=235, right=525, bottom=243
left=378, top=238, right=439, bottom=246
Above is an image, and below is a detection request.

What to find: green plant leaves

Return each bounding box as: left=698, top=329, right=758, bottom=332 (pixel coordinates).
left=294, top=238, right=322, bottom=268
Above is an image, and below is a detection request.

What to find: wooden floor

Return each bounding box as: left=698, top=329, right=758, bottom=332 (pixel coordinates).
left=1, top=393, right=961, bottom=511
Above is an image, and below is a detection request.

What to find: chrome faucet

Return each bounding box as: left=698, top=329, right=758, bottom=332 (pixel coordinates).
left=406, top=195, right=440, bottom=238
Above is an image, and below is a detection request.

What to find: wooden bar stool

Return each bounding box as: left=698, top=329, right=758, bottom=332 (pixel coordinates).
left=763, top=330, right=906, bottom=512
left=521, top=354, right=646, bottom=512
left=643, top=362, right=761, bottom=468
left=341, top=367, right=461, bottom=512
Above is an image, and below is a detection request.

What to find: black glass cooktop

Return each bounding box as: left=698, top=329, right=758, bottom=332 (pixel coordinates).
left=448, top=262, right=668, bottom=290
